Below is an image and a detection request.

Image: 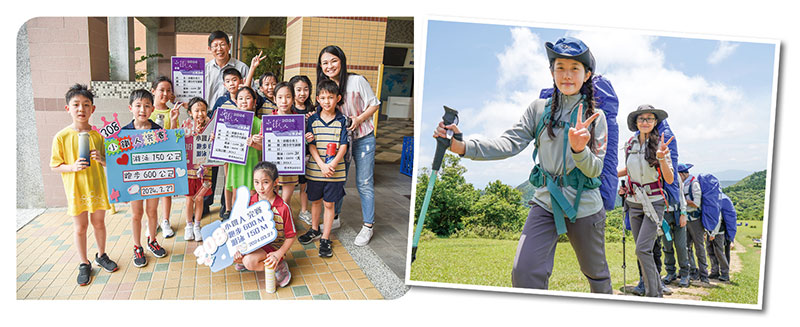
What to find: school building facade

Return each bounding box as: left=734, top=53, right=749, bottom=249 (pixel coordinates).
left=17, top=16, right=414, bottom=209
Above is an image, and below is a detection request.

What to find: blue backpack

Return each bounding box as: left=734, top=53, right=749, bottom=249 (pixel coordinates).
left=719, top=192, right=738, bottom=242
left=540, top=74, right=619, bottom=211
left=692, top=173, right=721, bottom=232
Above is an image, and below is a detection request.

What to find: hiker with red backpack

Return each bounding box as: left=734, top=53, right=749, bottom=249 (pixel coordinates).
left=618, top=104, right=675, bottom=297
left=434, top=37, right=614, bottom=293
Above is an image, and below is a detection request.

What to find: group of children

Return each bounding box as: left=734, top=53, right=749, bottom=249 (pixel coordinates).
left=52, top=58, right=353, bottom=286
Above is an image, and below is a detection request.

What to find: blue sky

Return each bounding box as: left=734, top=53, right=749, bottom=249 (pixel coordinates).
left=417, top=19, right=778, bottom=189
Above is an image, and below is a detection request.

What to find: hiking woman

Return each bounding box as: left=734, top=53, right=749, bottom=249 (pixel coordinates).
left=434, top=37, right=613, bottom=293
left=618, top=104, right=675, bottom=297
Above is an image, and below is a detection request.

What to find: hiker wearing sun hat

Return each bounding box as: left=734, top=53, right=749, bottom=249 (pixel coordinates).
left=618, top=104, right=676, bottom=297
left=678, top=162, right=711, bottom=283
left=434, top=36, right=613, bottom=293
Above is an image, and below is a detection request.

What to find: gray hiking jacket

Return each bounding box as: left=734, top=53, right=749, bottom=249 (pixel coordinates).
left=462, top=93, right=607, bottom=218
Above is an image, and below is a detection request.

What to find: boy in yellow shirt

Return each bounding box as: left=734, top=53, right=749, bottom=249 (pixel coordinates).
left=50, top=84, right=118, bottom=286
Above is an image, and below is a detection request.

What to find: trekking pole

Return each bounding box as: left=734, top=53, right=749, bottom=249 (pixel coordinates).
left=620, top=180, right=627, bottom=294
left=411, top=106, right=459, bottom=263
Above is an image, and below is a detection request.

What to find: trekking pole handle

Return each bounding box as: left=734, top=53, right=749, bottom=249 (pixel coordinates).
left=432, top=106, right=459, bottom=170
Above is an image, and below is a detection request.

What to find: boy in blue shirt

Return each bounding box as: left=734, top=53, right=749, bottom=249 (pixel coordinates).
left=122, top=89, right=168, bottom=267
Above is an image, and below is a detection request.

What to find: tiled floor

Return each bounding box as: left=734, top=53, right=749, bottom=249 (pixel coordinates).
left=16, top=204, right=382, bottom=300
left=17, top=117, right=413, bottom=301
left=374, top=118, right=413, bottom=164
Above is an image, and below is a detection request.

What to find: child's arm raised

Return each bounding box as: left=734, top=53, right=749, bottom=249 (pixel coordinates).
left=244, top=51, right=265, bottom=89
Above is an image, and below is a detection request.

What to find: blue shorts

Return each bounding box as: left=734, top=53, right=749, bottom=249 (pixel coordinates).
left=306, top=180, right=345, bottom=203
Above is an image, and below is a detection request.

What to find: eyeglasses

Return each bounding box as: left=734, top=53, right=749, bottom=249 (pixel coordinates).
left=637, top=117, right=656, bottom=123
left=210, top=43, right=228, bottom=50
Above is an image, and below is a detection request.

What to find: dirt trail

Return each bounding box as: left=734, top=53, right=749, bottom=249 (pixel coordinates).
left=613, top=241, right=746, bottom=300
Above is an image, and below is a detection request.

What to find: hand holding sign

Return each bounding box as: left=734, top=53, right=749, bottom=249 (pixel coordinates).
left=194, top=186, right=278, bottom=272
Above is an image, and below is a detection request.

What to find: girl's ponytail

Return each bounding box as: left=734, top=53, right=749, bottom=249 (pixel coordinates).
left=547, top=84, right=560, bottom=139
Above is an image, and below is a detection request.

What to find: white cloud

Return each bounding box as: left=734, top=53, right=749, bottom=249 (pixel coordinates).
left=446, top=28, right=769, bottom=188
left=708, top=41, right=739, bottom=64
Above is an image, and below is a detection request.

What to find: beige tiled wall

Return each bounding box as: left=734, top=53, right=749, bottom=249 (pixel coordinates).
left=283, top=17, right=386, bottom=94
left=27, top=17, right=110, bottom=208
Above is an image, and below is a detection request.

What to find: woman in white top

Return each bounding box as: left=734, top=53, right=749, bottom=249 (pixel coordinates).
left=618, top=104, right=675, bottom=297
left=317, top=45, right=380, bottom=246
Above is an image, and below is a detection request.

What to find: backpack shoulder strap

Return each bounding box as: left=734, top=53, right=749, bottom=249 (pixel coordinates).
left=532, top=98, right=552, bottom=163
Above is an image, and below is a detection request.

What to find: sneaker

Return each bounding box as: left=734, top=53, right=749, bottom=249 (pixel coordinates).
left=318, top=238, right=333, bottom=257
left=184, top=223, right=194, bottom=241
left=690, top=269, right=699, bottom=280
left=193, top=225, right=203, bottom=241
left=133, top=245, right=147, bottom=268
left=718, top=274, right=730, bottom=282
left=160, top=218, right=175, bottom=238
left=320, top=215, right=341, bottom=231
left=77, top=263, right=92, bottom=286
left=708, top=272, right=720, bottom=279
left=94, top=253, right=118, bottom=273
left=234, top=263, right=248, bottom=272
left=662, top=273, right=677, bottom=285
left=298, top=228, right=322, bottom=245
left=678, top=275, right=690, bottom=287
left=147, top=237, right=167, bottom=258
left=298, top=210, right=312, bottom=225
left=699, top=276, right=710, bottom=284
left=275, top=260, right=291, bottom=287
left=221, top=211, right=231, bottom=220
left=354, top=225, right=374, bottom=246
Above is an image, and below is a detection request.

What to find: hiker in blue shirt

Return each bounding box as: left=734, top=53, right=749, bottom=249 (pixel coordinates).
left=679, top=163, right=711, bottom=283
left=435, top=37, right=612, bottom=293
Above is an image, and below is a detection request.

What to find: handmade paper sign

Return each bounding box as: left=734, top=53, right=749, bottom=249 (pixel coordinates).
left=193, top=220, right=233, bottom=272
left=210, top=108, right=254, bottom=165
left=171, top=57, right=205, bottom=104
left=193, top=186, right=277, bottom=272
left=183, top=113, right=224, bottom=169
left=101, top=120, right=189, bottom=203
left=262, top=114, right=306, bottom=174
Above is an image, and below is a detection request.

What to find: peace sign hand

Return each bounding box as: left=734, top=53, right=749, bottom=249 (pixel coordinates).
left=568, top=103, right=601, bottom=153
left=656, top=132, right=674, bottom=160
left=250, top=50, right=266, bottom=68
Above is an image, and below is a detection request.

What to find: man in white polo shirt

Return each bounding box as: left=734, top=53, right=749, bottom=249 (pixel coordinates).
left=203, top=30, right=250, bottom=218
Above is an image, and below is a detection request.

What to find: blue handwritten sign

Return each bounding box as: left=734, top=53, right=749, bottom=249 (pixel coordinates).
left=210, top=108, right=254, bottom=165
left=193, top=186, right=278, bottom=272
left=194, top=220, right=233, bottom=272
left=262, top=114, right=306, bottom=175
left=171, top=57, right=205, bottom=103
left=104, top=129, right=189, bottom=203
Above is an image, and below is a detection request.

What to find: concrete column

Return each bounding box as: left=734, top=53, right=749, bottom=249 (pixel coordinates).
left=16, top=24, right=46, bottom=208
left=108, top=17, right=134, bottom=81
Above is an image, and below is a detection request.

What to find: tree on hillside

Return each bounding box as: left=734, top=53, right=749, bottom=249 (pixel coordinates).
left=415, top=154, right=479, bottom=236
left=723, top=170, right=767, bottom=220
left=468, top=180, right=528, bottom=231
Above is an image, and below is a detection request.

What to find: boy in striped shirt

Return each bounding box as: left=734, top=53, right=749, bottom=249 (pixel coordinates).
left=297, top=80, right=348, bottom=257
